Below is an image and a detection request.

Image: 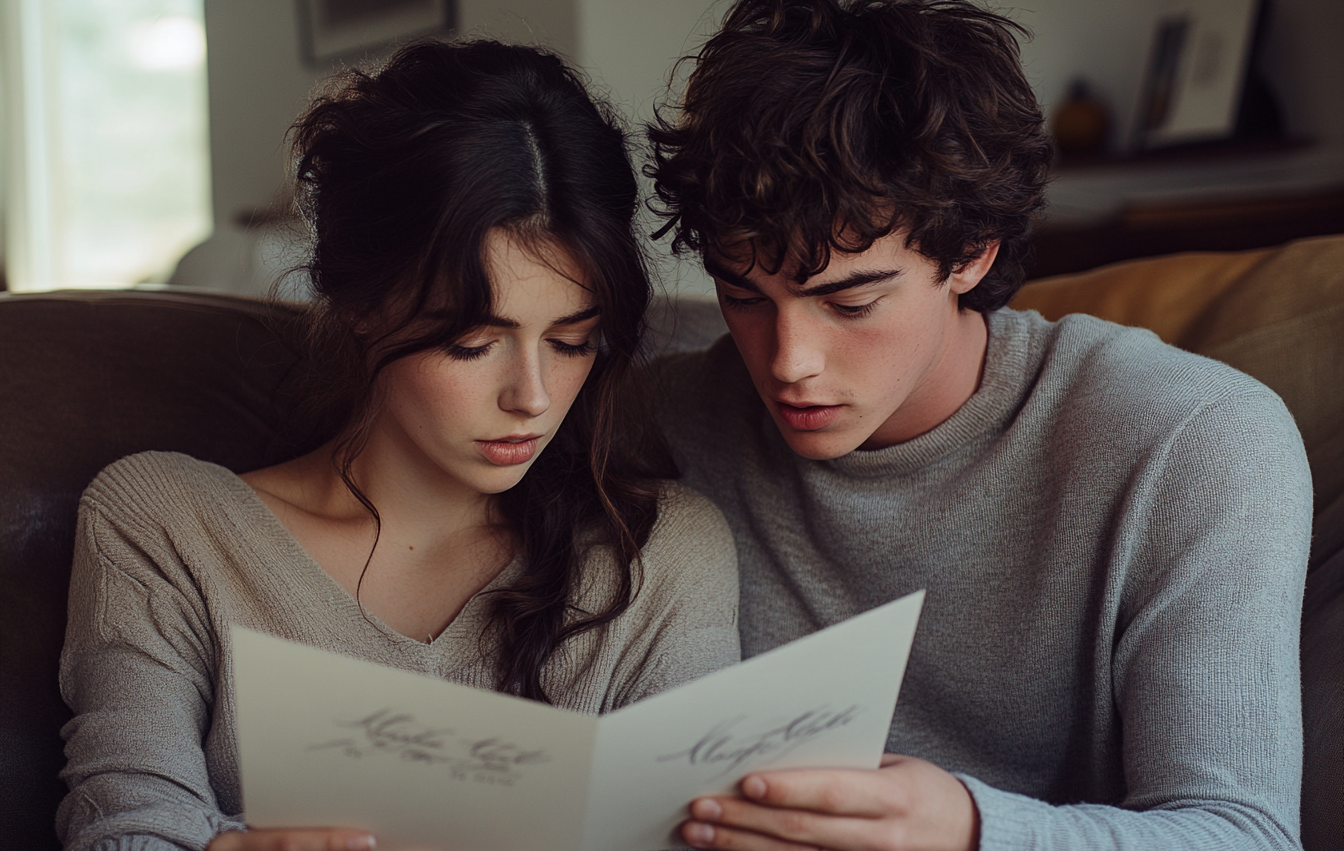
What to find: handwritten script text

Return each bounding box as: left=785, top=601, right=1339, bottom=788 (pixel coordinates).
left=308, top=708, right=550, bottom=786
left=656, top=705, right=861, bottom=777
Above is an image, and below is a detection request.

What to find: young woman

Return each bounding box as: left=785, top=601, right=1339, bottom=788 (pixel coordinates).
left=57, top=40, right=739, bottom=851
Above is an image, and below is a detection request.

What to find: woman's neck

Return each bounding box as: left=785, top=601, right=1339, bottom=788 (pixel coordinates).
left=242, top=431, right=516, bottom=643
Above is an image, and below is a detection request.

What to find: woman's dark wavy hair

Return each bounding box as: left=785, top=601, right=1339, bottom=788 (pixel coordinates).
left=288, top=38, right=674, bottom=703
left=648, top=0, right=1053, bottom=310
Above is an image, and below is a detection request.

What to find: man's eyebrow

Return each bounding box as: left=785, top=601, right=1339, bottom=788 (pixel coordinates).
left=705, top=257, right=902, bottom=298
left=703, top=258, right=762, bottom=294
left=795, top=269, right=903, bottom=297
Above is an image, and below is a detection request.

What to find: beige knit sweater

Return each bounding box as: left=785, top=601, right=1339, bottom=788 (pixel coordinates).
left=58, top=451, right=740, bottom=851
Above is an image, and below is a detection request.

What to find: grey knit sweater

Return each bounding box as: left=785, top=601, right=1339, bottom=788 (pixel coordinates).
left=58, top=452, right=740, bottom=851
left=652, top=308, right=1312, bottom=850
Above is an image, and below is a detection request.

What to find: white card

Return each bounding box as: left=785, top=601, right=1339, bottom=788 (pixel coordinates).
left=234, top=589, right=924, bottom=851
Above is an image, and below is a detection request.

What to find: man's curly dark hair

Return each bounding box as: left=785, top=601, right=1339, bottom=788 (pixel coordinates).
left=647, top=0, right=1053, bottom=311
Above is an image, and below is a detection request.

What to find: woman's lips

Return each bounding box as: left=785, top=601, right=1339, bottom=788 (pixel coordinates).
left=775, top=402, right=842, bottom=431
left=476, top=435, right=541, bottom=466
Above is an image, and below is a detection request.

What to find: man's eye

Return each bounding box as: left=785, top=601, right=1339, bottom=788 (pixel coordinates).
left=832, top=300, right=879, bottom=319
left=720, top=292, right=764, bottom=310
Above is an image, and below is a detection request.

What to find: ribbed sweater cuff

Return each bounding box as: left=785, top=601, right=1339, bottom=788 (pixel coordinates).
left=958, top=774, right=1052, bottom=850
left=89, top=839, right=192, bottom=851
left=79, top=815, right=245, bottom=851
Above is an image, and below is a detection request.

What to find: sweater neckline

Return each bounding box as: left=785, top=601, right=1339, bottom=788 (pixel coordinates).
left=213, top=465, right=525, bottom=650
left=822, top=309, right=1041, bottom=478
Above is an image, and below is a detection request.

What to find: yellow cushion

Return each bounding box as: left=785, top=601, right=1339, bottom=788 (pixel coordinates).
left=1012, top=248, right=1273, bottom=347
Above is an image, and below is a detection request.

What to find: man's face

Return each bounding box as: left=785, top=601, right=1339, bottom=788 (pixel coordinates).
left=706, top=231, right=997, bottom=460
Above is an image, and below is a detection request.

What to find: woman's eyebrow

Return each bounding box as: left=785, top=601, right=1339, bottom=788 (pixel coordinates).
left=476, top=304, right=601, bottom=329
left=476, top=313, right=520, bottom=329
left=550, top=304, right=602, bottom=326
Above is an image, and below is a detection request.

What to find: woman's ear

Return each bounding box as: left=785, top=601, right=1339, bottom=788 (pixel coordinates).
left=948, top=242, right=1000, bottom=295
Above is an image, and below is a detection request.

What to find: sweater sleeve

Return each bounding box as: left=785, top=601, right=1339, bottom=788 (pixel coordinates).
left=964, top=388, right=1311, bottom=851
left=57, top=494, right=243, bottom=851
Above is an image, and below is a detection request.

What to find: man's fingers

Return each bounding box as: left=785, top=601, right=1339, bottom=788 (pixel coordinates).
left=687, top=796, right=874, bottom=849
left=682, top=816, right=822, bottom=851
left=207, top=828, right=377, bottom=851
left=738, top=766, right=906, bottom=818
left=684, top=758, right=976, bottom=851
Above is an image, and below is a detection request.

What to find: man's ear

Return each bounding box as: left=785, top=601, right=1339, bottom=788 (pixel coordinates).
left=948, top=241, right=1000, bottom=295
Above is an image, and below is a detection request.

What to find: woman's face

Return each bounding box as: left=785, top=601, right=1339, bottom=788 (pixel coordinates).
left=368, top=229, right=601, bottom=498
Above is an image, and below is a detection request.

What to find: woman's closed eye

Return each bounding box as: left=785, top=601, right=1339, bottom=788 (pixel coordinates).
left=445, top=340, right=495, bottom=361
left=548, top=337, right=597, bottom=357
left=444, top=336, right=596, bottom=361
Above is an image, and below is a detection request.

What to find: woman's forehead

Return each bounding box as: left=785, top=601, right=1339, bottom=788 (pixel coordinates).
left=485, top=231, right=598, bottom=322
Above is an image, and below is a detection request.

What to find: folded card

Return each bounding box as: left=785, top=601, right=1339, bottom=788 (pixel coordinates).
left=233, top=589, right=925, bottom=851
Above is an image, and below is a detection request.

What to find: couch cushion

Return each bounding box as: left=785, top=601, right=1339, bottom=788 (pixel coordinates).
left=1301, top=497, right=1344, bottom=851
left=646, top=293, right=729, bottom=354
left=0, top=291, right=309, bottom=851
left=1013, top=248, right=1273, bottom=346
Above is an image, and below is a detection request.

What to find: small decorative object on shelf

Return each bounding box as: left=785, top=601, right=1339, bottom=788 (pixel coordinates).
left=1051, top=79, right=1111, bottom=159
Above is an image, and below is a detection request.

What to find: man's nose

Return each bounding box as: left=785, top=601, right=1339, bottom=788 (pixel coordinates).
left=770, top=308, right=824, bottom=384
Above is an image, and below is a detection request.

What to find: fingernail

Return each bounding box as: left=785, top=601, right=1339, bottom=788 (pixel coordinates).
left=347, top=836, right=375, bottom=851
left=685, top=822, right=715, bottom=847
left=742, top=775, right=767, bottom=799
left=693, top=798, right=723, bottom=820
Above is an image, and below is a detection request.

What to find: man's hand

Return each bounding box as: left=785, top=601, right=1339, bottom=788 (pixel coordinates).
left=208, top=828, right=377, bottom=851
left=680, top=754, right=979, bottom=851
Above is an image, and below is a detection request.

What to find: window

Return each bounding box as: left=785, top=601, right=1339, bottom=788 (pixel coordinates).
left=3, top=0, right=211, bottom=291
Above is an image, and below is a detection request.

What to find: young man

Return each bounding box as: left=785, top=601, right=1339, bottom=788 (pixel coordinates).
left=647, top=1, right=1312, bottom=849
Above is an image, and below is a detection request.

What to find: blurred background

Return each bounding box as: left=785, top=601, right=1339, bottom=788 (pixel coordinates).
left=1, top=0, right=1342, bottom=296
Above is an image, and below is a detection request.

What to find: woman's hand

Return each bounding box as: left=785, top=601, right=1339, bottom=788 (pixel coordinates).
left=680, top=754, right=979, bottom=851
left=208, top=828, right=377, bottom=851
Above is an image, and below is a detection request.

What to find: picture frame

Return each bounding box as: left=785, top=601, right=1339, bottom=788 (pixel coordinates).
left=297, top=0, right=455, bottom=65
left=1133, top=0, right=1259, bottom=150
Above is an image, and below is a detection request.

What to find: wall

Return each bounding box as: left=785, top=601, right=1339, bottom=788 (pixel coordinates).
left=576, top=0, right=730, bottom=295
left=198, top=0, right=730, bottom=293
left=1259, top=0, right=1344, bottom=147
left=1012, top=0, right=1156, bottom=153
left=202, top=0, right=578, bottom=228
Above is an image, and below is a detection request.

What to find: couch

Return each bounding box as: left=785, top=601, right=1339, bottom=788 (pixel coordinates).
left=2, top=235, right=1340, bottom=850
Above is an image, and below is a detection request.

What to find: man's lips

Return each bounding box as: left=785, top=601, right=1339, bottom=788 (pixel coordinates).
left=475, top=434, right=542, bottom=466
left=774, top=401, right=842, bottom=431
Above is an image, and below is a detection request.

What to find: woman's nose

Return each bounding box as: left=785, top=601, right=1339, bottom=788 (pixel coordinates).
left=498, top=351, right=550, bottom=417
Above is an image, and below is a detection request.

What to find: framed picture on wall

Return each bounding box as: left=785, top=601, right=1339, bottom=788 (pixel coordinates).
left=298, top=0, right=456, bottom=64
left=1133, top=0, right=1259, bottom=150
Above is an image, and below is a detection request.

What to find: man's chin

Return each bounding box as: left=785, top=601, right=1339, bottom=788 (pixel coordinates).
left=774, top=421, right=866, bottom=461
